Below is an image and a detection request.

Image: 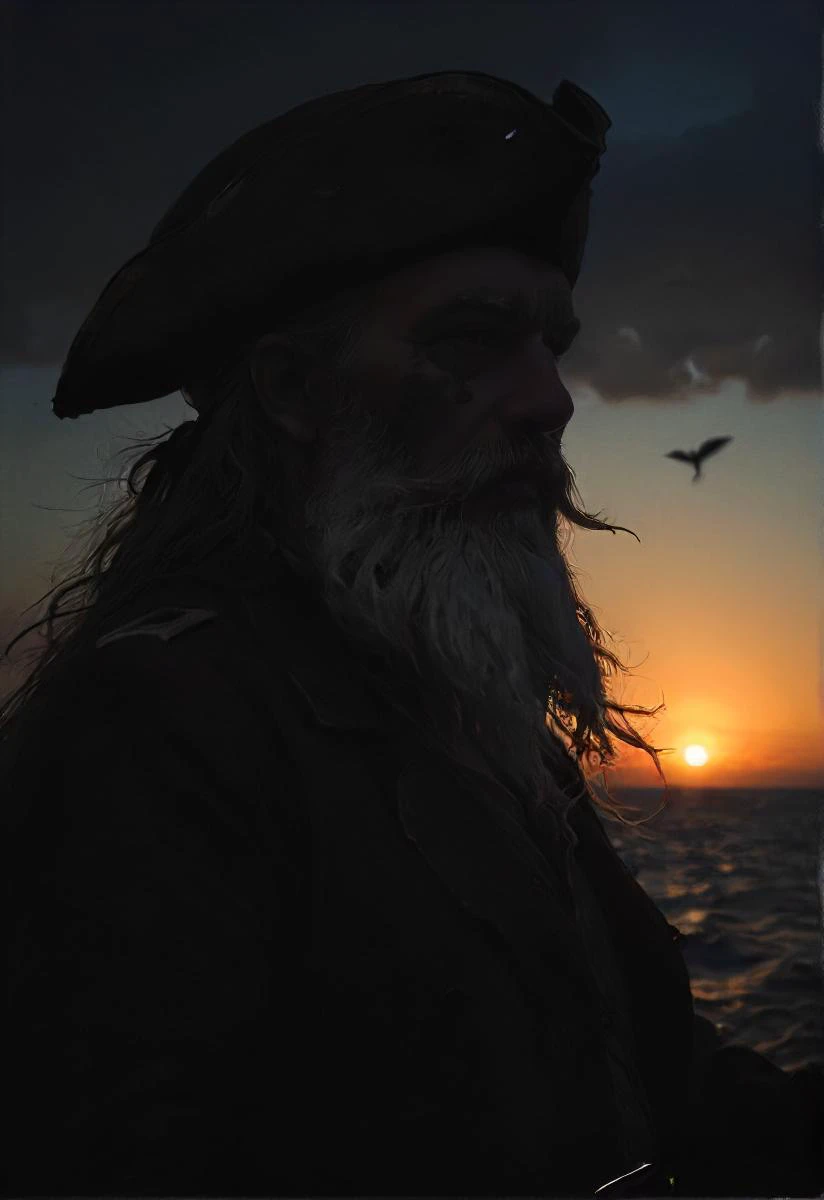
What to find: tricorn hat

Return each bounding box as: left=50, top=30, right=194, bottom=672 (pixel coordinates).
left=51, top=69, right=611, bottom=420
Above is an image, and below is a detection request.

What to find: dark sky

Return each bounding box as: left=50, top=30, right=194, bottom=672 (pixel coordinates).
left=2, top=0, right=821, bottom=407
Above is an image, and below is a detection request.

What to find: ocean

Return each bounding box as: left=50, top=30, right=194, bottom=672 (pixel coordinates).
left=604, top=787, right=823, bottom=1072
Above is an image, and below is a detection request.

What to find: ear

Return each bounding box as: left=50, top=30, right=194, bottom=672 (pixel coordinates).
left=249, top=333, right=321, bottom=444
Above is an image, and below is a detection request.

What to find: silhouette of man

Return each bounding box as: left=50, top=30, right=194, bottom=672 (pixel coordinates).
left=4, top=71, right=822, bottom=1197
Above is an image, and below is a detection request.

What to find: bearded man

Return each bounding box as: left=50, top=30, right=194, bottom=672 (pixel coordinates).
left=4, top=70, right=822, bottom=1198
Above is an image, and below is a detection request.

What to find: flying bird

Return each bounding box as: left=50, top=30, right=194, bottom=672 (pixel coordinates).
left=665, top=436, right=733, bottom=482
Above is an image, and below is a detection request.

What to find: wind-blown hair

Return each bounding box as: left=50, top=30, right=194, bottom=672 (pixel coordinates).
left=1, top=286, right=671, bottom=834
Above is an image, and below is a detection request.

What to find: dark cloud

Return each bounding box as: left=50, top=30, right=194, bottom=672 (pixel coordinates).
left=565, top=67, right=822, bottom=403
left=2, top=0, right=820, bottom=404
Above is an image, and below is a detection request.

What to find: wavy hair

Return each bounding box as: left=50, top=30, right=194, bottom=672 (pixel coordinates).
left=1, top=286, right=671, bottom=833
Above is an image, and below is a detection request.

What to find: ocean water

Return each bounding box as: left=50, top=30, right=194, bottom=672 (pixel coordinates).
left=603, top=787, right=823, bottom=1072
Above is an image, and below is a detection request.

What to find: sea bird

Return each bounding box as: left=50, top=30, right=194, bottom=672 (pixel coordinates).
left=665, top=436, right=733, bottom=483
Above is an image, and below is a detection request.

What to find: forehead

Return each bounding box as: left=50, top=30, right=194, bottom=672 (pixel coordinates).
left=365, top=244, right=572, bottom=330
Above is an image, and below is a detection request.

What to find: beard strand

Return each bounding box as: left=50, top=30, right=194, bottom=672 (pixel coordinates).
left=295, top=390, right=607, bottom=832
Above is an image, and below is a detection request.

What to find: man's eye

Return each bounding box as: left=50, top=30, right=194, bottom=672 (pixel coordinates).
left=426, top=321, right=580, bottom=360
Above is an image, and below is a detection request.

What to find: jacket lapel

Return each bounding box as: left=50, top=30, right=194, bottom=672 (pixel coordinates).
left=394, top=750, right=593, bottom=984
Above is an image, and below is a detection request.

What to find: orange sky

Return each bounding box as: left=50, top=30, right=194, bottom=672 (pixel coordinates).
left=563, top=381, right=823, bottom=790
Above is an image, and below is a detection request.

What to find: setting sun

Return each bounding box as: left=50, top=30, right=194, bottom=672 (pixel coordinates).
left=684, top=744, right=709, bottom=767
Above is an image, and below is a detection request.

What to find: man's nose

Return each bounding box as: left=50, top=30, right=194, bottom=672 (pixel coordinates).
left=438, top=343, right=574, bottom=463
left=483, top=341, right=575, bottom=435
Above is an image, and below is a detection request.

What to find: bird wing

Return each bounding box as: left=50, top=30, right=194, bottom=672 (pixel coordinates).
left=696, top=436, right=733, bottom=462
left=665, top=450, right=694, bottom=463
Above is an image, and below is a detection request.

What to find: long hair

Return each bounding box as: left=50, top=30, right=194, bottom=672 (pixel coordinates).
left=1, top=288, right=671, bottom=832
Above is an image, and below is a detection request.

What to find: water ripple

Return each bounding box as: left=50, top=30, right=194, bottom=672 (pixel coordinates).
left=605, top=788, right=823, bottom=1071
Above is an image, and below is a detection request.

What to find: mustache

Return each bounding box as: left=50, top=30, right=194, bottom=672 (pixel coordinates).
left=396, top=445, right=569, bottom=512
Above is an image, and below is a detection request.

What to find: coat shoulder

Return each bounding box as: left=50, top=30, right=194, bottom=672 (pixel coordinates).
left=3, top=572, right=279, bottom=778
left=86, top=584, right=282, bottom=734
left=2, top=578, right=302, bottom=843
left=88, top=574, right=264, bottom=688
left=94, top=605, right=219, bottom=649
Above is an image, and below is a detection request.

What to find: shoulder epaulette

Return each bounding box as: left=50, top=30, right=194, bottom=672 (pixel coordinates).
left=95, top=606, right=218, bottom=650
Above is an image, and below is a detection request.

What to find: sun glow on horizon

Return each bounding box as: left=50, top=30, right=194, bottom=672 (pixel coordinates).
left=684, top=744, right=709, bottom=767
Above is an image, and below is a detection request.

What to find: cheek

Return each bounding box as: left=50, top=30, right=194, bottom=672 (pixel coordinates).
left=396, top=367, right=472, bottom=464
left=353, top=351, right=467, bottom=461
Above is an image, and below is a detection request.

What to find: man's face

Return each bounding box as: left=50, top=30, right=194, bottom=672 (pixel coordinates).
left=270, top=244, right=605, bottom=798
left=327, top=244, right=578, bottom=496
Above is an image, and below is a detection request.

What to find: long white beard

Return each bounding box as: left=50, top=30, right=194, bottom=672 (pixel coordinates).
left=296, top=394, right=606, bottom=822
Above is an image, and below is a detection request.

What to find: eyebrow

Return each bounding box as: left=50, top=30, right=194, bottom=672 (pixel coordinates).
left=410, top=286, right=579, bottom=337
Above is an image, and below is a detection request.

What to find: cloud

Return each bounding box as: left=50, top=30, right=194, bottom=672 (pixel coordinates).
left=617, top=326, right=642, bottom=347
left=562, top=77, right=821, bottom=403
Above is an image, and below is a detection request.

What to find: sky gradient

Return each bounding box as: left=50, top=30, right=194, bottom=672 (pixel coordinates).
left=1, top=0, right=822, bottom=789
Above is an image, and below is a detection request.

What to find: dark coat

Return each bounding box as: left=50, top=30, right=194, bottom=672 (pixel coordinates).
left=4, top=530, right=821, bottom=1197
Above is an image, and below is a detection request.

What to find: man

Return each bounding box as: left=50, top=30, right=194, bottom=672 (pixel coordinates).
left=4, top=71, right=821, bottom=1197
